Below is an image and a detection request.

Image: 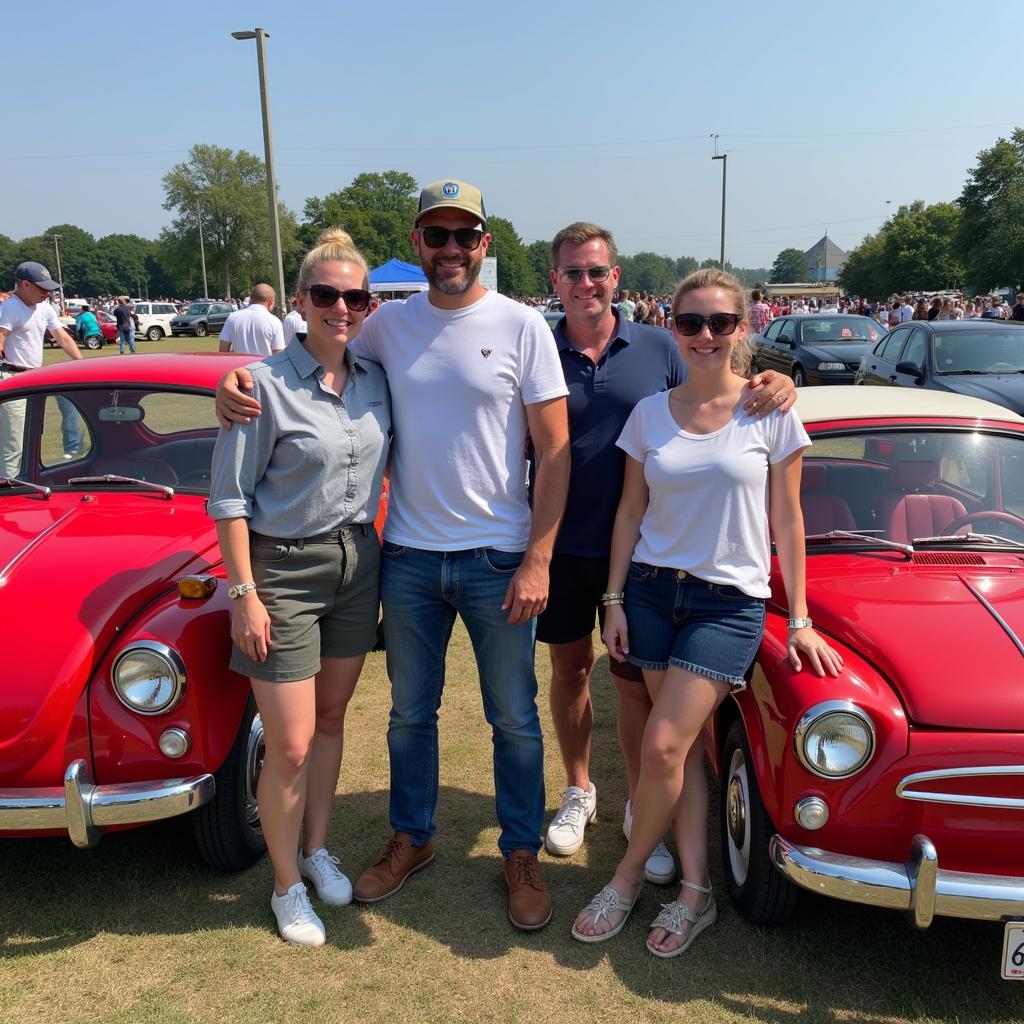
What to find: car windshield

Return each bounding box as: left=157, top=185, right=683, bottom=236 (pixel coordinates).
left=799, top=317, right=884, bottom=343
left=801, top=427, right=1024, bottom=547
left=933, top=329, right=1024, bottom=374
left=0, top=386, right=220, bottom=492
left=186, top=303, right=212, bottom=315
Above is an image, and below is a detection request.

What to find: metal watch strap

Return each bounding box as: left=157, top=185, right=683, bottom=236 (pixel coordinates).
left=228, top=582, right=257, bottom=599
left=787, top=617, right=813, bottom=629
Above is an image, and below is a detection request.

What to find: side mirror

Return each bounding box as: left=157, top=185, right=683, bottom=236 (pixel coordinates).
left=895, top=361, right=924, bottom=381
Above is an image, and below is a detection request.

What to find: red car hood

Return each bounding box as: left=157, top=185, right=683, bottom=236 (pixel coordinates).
left=802, top=557, right=1024, bottom=730
left=0, top=496, right=219, bottom=774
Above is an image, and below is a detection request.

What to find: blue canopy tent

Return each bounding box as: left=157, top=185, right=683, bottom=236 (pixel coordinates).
left=369, top=258, right=427, bottom=294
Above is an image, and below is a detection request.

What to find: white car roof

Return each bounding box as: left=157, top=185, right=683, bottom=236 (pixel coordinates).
left=795, top=385, right=1024, bottom=426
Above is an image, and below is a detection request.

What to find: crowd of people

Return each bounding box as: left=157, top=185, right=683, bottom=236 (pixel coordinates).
left=204, top=178, right=843, bottom=957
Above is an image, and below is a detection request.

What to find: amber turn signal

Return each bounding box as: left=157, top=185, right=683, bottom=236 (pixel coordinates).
left=178, top=575, right=218, bottom=599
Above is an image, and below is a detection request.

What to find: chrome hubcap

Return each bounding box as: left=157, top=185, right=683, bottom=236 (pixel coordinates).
left=725, top=744, right=751, bottom=885
left=244, top=713, right=264, bottom=833
left=727, top=775, right=746, bottom=847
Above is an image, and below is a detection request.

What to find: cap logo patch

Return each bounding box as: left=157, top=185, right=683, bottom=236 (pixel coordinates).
left=442, top=182, right=460, bottom=198
left=481, top=348, right=492, bottom=358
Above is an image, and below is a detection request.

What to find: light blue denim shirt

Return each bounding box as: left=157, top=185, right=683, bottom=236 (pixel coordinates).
left=208, top=335, right=391, bottom=537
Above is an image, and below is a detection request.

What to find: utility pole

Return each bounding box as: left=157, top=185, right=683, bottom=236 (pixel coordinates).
left=196, top=202, right=209, bottom=298
left=711, top=135, right=727, bottom=271
left=48, top=234, right=64, bottom=309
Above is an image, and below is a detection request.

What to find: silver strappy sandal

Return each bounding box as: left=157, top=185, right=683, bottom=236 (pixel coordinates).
left=571, top=884, right=637, bottom=944
left=646, top=879, right=717, bottom=958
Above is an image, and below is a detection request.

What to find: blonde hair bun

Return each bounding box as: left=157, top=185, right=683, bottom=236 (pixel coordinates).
left=316, top=227, right=356, bottom=248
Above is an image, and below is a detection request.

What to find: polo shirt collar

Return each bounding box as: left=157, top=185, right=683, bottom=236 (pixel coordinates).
left=286, top=334, right=367, bottom=379
left=553, top=308, right=632, bottom=353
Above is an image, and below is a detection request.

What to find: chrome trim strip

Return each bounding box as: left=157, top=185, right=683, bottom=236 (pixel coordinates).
left=959, top=575, right=1024, bottom=658
left=0, top=507, right=76, bottom=584
left=896, top=765, right=1024, bottom=809
left=0, top=759, right=215, bottom=846
left=771, top=834, right=1024, bottom=925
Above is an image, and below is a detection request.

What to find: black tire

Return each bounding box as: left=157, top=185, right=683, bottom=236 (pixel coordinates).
left=146, top=326, right=164, bottom=341
left=792, top=366, right=805, bottom=387
left=193, top=694, right=267, bottom=870
left=720, top=718, right=798, bottom=924
left=86, top=335, right=103, bottom=350
left=195, top=322, right=208, bottom=338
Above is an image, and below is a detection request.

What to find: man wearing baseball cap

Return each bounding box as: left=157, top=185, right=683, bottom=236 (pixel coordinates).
left=217, top=179, right=570, bottom=930
left=0, top=262, right=84, bottom=475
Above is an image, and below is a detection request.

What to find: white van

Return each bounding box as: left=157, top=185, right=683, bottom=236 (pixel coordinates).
left=132, top=301, right=179, bottom=341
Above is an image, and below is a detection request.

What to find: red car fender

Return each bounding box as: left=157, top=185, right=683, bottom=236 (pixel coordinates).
left=89, top=576, right=251, bottom=785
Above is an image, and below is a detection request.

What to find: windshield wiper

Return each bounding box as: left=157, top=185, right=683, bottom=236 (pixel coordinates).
left=912, top=533, right=1024, bottom=549
left=0, top=477, right=51, bottom=498
left=941, top=369, right=994, bottom=375
left=804, top=529, right=913, bottom=556
left=68, top=475, right=174, bottom=499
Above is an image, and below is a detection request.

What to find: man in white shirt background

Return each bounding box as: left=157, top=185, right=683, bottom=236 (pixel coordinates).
left=282, top=296, right=307, bottom=346
left=218, top=284, right=285, bottom=355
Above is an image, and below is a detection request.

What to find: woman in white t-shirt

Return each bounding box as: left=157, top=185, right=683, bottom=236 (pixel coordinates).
left=571, top=268, right=841, bottom=956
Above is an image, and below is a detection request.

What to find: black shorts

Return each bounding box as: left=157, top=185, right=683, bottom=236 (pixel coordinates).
left=537, top=551, right=643, bottom=682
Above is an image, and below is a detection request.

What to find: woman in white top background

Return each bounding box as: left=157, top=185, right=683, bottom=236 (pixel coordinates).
left=572, top=268, right=841, bottom=956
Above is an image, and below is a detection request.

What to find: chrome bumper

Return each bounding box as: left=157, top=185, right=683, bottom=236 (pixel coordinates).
left=770, top=834, right=1024, bottom=927
left=0, top=759, right=215, bottom=848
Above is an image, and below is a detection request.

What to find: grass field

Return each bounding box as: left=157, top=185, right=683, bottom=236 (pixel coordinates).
left=3, top=335, right=1021, bottom=1023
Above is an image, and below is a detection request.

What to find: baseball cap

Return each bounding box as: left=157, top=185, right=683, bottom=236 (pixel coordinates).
left=15, top=261, right=61, bottom=291
left=416, top=180, right=487, bottom=228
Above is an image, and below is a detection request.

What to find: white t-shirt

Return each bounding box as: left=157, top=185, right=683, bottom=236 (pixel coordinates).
left=219, top=304, right=284, bottom=355
left=352, top=289, right=568, bottom=551
left=617, top=391, right=811, bottom=598
left=282, top=308, right=306, bottom=345
left=900, top=304, right=914, bottom=322
left=0, top=294, right=61, bottom=368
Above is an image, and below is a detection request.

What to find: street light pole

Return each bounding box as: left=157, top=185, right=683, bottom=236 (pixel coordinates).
left=196, top=202, right=209, bottom=298
left=48, top=234, right=64, bottom=308
left=232, top=27, right=286, bottom=316
left=710, top=135, right=727, bottom=271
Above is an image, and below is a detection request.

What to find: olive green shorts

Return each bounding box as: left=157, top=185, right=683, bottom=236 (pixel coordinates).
left=230, top=524, right=381, bottom=683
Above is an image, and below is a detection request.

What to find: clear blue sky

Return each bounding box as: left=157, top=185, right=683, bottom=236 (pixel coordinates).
left=5, top=0, right=1016, bottom=268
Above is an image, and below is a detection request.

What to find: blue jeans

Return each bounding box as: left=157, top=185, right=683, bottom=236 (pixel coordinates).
left=118, top=327, right=136, bottom=354
left=380, top=543, right=544, bottom=857
left=56, top=395, right=82, bottom=456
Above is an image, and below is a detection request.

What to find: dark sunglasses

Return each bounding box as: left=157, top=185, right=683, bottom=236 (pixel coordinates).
left=672, top=312, right=741, bottom=336
left=305, top=284, right=372, bottom=311
left=418, top=226, right=484, bottom=250
left=557, top=266, right=612, bottom=283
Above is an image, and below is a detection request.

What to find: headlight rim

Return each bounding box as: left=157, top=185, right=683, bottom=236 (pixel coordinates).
left=111, top=640, right=187, bottom=716
left=794, top=699, right=876, bottom=780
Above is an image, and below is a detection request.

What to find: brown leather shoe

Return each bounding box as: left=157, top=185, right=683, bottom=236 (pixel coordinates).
left=353, top=832, right=435, bottom=903
left=504, top=850, right=552, bottom=930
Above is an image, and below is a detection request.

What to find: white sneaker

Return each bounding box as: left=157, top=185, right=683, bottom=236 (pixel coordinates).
left=298, top=847, right=353, bottom=906
left=545, top=784, right=597, bottom=856
left=623, top=800, right=677, bottom=885
left=270, top=882, right=326, bottom=947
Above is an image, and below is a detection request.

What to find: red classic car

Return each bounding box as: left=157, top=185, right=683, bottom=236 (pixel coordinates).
left=712, top=386, right=1024, bottom=979
left=0, top=353, right=389, bottom=870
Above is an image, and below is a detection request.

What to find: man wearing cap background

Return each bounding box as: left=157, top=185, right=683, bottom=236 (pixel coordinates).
left=0, top=262, right=83, bottom=476
left=216, top=179, right=570, bottom=931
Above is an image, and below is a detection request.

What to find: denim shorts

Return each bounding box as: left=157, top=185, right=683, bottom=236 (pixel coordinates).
left=230, top=524, right=380, bottom=683
left=624, top=562, right=766, bottom=688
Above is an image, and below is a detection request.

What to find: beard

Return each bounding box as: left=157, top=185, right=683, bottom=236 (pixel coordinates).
left=425, top=249, right=484, bottom=295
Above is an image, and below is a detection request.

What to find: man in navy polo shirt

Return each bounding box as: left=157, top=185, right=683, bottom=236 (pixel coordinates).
left=539, top=222, right=796, bottom=880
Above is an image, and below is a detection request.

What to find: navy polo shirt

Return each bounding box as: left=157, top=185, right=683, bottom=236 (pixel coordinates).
left=552, top=311, right=686, bottom=557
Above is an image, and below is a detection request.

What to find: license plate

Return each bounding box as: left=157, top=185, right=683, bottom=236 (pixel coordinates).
left=1002, top=923, right=1024, bottom=980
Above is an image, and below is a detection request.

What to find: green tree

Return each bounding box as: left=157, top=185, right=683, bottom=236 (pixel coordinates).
left=97, top=233, right=153, bottom=296
left=303, top=170, right=419, bottom=269
left=769, top=248, right=809, bottom=284
left=16, top=225, right=115, bottom=296
left=957, top=129, right=1024, bottom=291
left=621, top=252, right=677, bottom=293
left=675, top=255, right=699, bottom=279
left=0, top=234, right=18, bottom=286
left=526, top=239, right=552, bottom=292
left=487, top=216, right=539, bottom=296
left=162, top=144, right=298, bottom=298
left=838, top=231, right=887, bottom=298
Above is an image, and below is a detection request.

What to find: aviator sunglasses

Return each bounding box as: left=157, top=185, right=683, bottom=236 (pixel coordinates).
left=557, top=265, right=612, bottom=283
left=417, top=226, right=484, bottom=250
left=672, top=312, right=741, bottom=336
left=304, top=284, right=372, bottom=311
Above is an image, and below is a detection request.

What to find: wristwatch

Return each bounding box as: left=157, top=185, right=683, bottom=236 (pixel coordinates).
left=228, top=582, right=257, bottom=600
left=787, top=617, right=813, bottom=629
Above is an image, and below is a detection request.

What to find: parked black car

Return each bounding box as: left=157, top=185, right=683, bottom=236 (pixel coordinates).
left=854, top=320, right=1024, bottom=414
left=170, top=301, right=233, bottom=337
left=752, top=314, right=886, bottom=385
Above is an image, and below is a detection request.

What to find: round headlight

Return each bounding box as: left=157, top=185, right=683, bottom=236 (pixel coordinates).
left=111, top=641, right=186, bottom=715
left=795, top=701, right=875, bottom=779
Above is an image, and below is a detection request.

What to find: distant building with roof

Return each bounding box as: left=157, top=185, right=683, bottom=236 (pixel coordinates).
left=804, top=235, right=847, bottom=282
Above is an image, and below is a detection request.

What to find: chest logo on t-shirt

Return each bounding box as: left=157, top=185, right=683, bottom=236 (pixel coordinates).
left=480, top=348, right=492, bottom=358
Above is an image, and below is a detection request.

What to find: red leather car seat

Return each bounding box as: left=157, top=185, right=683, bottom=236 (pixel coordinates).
left=800, top=464, right=856, bottom=534
left=876, top=461, right=966, bottom=543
